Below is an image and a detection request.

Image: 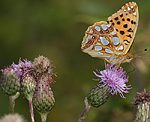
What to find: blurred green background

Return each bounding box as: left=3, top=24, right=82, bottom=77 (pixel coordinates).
left=0, top=0, right=150, bottom=122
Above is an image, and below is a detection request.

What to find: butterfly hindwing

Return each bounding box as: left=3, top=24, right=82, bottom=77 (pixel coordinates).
left=81, top=21, right=121, bottom=58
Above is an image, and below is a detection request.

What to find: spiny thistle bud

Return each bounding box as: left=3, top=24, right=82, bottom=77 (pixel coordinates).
left=17, top=60, right=36, bottom=101
left=134, top=90, right=150, bottom=122
left=33, top=56, right=53, bottom=75
left=87, top=83, right=110, bottom=108
left=0, top=66, right=21, bottom=96
left=33, top=73, right=55, bottom=115
left=21, top=74, right=36, bottom=101
left=16, top=60, right=36, bottom=122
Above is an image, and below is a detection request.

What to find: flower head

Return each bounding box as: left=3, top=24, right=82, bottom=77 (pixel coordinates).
left=134, top=90, right=150, bottom=105
left=11, top=60, right=33, bottom=77
left=1, top=66, right=21, bottom=96
left=33, top=56, right=53, bottom=75
left=94, top=64, right=131, bottom=98
left=33, top=73, right=55, bottom=114
left=134, top=90, right=150, bottom=122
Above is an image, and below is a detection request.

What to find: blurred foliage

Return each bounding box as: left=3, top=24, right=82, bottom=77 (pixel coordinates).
left=0, top=0, right=150, bottom=122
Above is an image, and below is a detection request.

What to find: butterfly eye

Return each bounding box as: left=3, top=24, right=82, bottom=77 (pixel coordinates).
left=144, top=49, right=148, bottom=52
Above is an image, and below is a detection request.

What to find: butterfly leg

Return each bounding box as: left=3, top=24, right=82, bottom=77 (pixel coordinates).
left=104, top=60, right=107, bottom=68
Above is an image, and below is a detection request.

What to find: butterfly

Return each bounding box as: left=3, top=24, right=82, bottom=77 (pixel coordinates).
left=81, top=2, right=139, bottom=66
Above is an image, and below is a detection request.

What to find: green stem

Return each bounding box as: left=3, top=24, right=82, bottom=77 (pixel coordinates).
left=29, top=99, right=35, bottom=122
left=77, top=97, right=91, bottom=122
left=40, top=113, right=48, bottom=122
left=9, top=92, right=20, bottom=113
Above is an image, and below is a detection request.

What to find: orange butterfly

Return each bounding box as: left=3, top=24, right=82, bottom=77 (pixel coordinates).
left=81, top=2, right=139, bottom=66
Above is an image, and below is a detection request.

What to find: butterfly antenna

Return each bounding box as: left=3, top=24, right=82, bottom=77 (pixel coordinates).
left=104, top=60, right=107, bottom=68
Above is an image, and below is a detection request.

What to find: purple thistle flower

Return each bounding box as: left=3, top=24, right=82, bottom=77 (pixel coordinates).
left=11, top=60, right=33, bottom=78
left=11, top=63, right=22, bottom=77
left=94, top=64, right=131, bottom=98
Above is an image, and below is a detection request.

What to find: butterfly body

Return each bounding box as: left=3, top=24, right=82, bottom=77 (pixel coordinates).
left=105, top=53, right=133, bottom=65
left=81, top=2, right=138, bottom=65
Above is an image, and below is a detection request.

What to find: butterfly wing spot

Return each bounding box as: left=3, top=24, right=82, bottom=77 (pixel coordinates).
left=88, top=51, right=103, bottom=56
left=127, top=28, right=133, bottom=32
left=112, top=37, right=120, bottom=46
left=114, top=17, right=119, bottom=20
left=117, top=45, right=124, bottom=51
left=84, top=40, right=94, bottom=49
left=95, top=46, right=102, bottom=51
left=82, top=35, right=95, bottom=49
left=127, top=34, right=132, bottom=38
left=133, top=12, right=136, bottom=16
left=127, top=18, right=130, bottom=21
left=131, top=20, right=136, bottom=24
left=120, top=14, right=123, bottom=17
left=117, top=21, right=121, bottom=25
left=100, top=37, right=110, bottom=46
left=92, top=36, right=96, bottom=39
left=122, top=18, right=125, bottom=21
left=124, top=40, right=130, bottom=45
left=105, top=49, right=113, bottom=54
left=95, top=26, right=101, bottom=31
left=131, top=5, right=134, bottom=9
left=101, top=24, right=108, bottom=30
left=120, top=31, right=125, bottom=35
left=127, top=7, right=131, bottom=11
left=111, top=30, right=117, bottom=35
left=123, top=24, right=128, bottom=28
left=85, top=35, right=92, bottom=43
left=89, top=29, right=93, bottom=34
left=107, top=24, right=111, bottom=27
left=108, top=26, right=114, bottom=32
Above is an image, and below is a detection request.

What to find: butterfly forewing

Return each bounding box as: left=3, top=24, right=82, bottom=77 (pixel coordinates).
left=108, top=2, right=138, bottom=54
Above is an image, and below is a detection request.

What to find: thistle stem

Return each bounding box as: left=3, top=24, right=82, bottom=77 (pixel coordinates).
left=77, top=97, right=91, bottom=122
left=9, top=92, right=20, bottom=113
left=40, top=113, right=48, bottom=122
left=134, top=102, right=150, bottom=122
left=29, top=99, right=35, bottom=122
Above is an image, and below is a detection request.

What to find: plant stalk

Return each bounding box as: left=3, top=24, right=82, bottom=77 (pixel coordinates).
left=77, top=97, right=91, bottom=122
left=9, top=92, right=20, bottom=113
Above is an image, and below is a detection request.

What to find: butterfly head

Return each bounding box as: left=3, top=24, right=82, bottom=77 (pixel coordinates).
left=123, top=53, right=134, bottom=63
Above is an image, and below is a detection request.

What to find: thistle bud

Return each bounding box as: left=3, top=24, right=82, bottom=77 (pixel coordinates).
left=21, top=74, right=36, bottom=101
left=33, top=56, right=53, bottom=75
left=87, top=83, right=110, bottom=108
left=0, top=66, right=20, bottom=96
left=134, top=90, right=150, bottom=122
left=33, top=74, right=55, bottom=114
